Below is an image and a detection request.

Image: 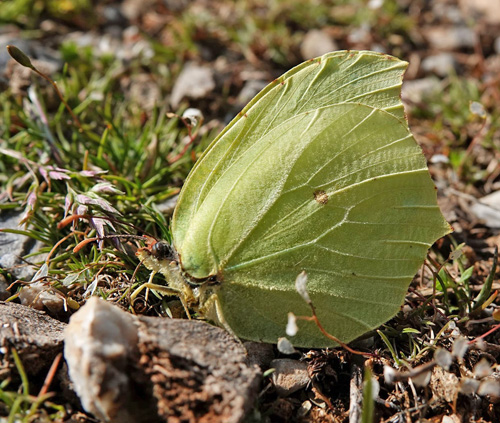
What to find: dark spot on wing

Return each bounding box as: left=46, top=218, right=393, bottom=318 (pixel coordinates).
left=313, top=190, right=328, bottom=205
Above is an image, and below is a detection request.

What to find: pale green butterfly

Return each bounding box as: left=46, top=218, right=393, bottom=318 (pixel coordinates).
left=136, top=50, right=451, bottom=348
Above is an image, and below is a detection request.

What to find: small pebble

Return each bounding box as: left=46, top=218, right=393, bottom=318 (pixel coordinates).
left=271, top=359, right=310, bottom=396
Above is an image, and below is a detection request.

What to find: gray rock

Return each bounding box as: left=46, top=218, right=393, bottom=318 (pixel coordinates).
left=0, top=301, right=66, bottom=377
left=300, top=29, right=338, bottom=60
left=459, top=0, right=500, bottom=25
left=101, top=5, right=128, bottom=26
left=121, top=0, right=156, bottom=21
left=137, top=315, right=261, bottom=423
left=401, top=77, right=442, bottom=105
left=0, top=211, right=46, bottom=281
left=470, top=191, right=500, bottom=228
left=421, top=53, right=458, bottom=77
left=18, top=281, right=66, bottom=314
left=64, top=297, right=261, bottom=423
left=271, top=358, right=310, bottom=396
left=432, top=3, right=465, bottom=24
left=347, top=25, right=371, bottom=46
left=425, top=26, right=477, bottom=50
left=495, top=38, right=500, bottom=55
left=224, top=79, right=268, bottom=123
left=0, top=36, right=31, bottom=75
left=277, top=337, right=298, bottom=355
left=0, top=274, right=9, bottom=301
left=244, top=341, right=275, bottom=369
left=64, top=29, right=153, bottom=62
left=170, top=62, right=215, bottom=109
left=0, top=35, right=61, bottom=80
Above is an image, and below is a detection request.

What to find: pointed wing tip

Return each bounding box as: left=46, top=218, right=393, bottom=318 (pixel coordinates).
left=317, top=49, right=408, bottom=65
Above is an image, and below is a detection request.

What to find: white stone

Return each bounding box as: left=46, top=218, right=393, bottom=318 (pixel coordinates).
left=300, top=29, right=338, bottom=60
left=421, top=53, right=457, bottom=77
left=425, top=26, right=477, bottom=50
left=170, top=62, right=215, bottom=108
left=470, top=191, right=500, bottom=228
left=64, top=297, right=138, bottom=422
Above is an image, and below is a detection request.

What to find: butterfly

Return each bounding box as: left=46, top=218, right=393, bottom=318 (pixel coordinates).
left=136, top=50, right=450, bottom=348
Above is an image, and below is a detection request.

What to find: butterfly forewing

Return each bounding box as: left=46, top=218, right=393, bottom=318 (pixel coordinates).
left=170, top=51, right=450, bottom=347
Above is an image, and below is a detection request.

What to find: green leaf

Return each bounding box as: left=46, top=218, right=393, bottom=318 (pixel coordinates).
left=402, top=328, right=421, bottom=334
left=473, top=246, right=498, bottom=311
left=459, top=266, right=474, bottom=283
left=361, top=367, right=376, bottom=423
left=145, top=51, right=451, bottom=348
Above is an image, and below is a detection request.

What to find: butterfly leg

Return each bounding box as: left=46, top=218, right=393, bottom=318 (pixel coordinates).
left=201, top=292, right=240, bottom=342
left=131, top=270, right=192, bottom=319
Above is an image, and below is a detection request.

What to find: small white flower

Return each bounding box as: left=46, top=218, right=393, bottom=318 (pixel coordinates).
left=411, top=371, right=431, bottom=387
left=460, top=378, right=480, bottom=395
left=452, top=337, right=468, bottom=360
left=383, top=365, right=396, bottom=384
left=473, top=358, right=493, bottom=379
left=470, top=101, right=486, bottom=118
left=182, top=108, right=203, bottom=126
left=295, top=271, right=311, bottom=304
left=286, top=312, right=298, bottom=336
left=368, top=0, right=383, bottom=9
left=435, top=348, right=453, bottom=371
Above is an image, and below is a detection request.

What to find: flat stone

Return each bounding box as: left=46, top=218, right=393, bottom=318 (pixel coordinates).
left=0, top=274, right=10, bottom=300
left=459, top=0, right=500, bottom=25
left=156, top=194, right=179, bottom=216
left=401, top=77, right=441, bottom=104
left=425, top=26, right=477, bottom=50
left=18, top=281, right=66, bottom=315
left=432, top=3, right=465, bottom=24
left=347, top=25, right=371, bottom=46
left=0, top=212, right=46, bottom=281
left=0, top=35, right=61, bottom=76
left=170, top=62, right=215, bottom=109
left=421, top=53, right=458, bottom=77
left=137, top=315, right=261, bottom=423
left=64, top=298, right=261, bottom=423
left=244, top=341, right=275, bottom=369
left=0, top=301, right=66, bottom=377
left=237, top=79, right=268, bottom=106
left=300, top=29, right=338, bottom=60
left=271, top=358, right=310, bottom=396
left=470, top=191, right=500, bottom=228
left=442, top=414, right=462, bottom=423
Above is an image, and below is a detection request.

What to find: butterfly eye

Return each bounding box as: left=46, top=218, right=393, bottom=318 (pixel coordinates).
left=151, top=241, right=175, bottom=261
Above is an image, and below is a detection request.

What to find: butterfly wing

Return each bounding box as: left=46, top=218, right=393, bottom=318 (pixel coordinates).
left=171, top=51, right=450, bottom=347
left=173, top=50, right=410, bottom=276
